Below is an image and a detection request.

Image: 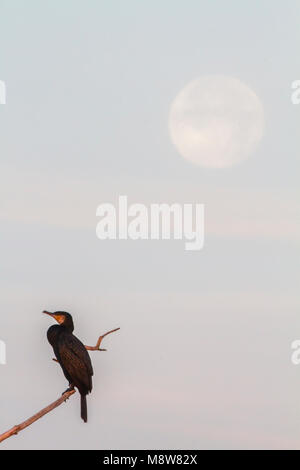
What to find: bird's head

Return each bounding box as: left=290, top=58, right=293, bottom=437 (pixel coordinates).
left=43, top=310, right=74, bottom=331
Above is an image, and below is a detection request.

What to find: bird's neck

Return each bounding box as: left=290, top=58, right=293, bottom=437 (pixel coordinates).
left=61, top=321, right=74, bottom=333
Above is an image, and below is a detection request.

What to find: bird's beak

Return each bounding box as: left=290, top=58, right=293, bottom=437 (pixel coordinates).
left=43, top=310, right=54, bottom=317
left=43, top=310, right=65, bottom=324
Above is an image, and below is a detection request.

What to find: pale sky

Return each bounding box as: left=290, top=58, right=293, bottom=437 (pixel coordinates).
left=0, top=0, right=300, bottom=449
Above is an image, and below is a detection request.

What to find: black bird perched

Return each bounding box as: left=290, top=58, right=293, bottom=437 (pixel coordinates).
left=43, top=310, right=93, bottom=423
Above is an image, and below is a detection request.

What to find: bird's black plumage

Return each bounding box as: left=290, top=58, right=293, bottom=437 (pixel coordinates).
left=44, top=311, right=93, bottom=422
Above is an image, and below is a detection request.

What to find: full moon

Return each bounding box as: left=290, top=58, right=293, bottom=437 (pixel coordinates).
left=168, top=75, right=264, bottom=168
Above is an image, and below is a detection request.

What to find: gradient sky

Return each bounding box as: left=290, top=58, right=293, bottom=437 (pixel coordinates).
left=0, top=0, right=300, bottom=449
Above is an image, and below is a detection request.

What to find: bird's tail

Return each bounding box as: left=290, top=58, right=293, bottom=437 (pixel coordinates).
left=81, top=394, right=88, bottom=423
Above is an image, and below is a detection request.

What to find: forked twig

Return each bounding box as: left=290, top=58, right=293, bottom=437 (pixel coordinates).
left=84, top=327, right=120, bottom=351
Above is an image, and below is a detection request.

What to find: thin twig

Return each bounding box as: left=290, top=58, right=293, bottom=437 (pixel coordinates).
left=0, top=390, right=76, bottom=444
left=85, top=327, right=120, bottom=351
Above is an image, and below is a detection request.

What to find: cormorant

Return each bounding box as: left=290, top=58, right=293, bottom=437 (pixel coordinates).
left=43, top=310, right=93, bottom=423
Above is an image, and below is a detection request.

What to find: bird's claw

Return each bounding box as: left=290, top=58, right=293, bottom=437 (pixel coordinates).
left=62, top=386, right=74, bottom=396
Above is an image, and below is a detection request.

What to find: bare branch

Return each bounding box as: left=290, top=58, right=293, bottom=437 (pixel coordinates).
left=0, top=389, right=76, bottom=444
left=85, top=327, right=120, bottom=351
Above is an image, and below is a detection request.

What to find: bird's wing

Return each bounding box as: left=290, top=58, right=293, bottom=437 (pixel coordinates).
left=57, top=333, right=93, bottom=393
